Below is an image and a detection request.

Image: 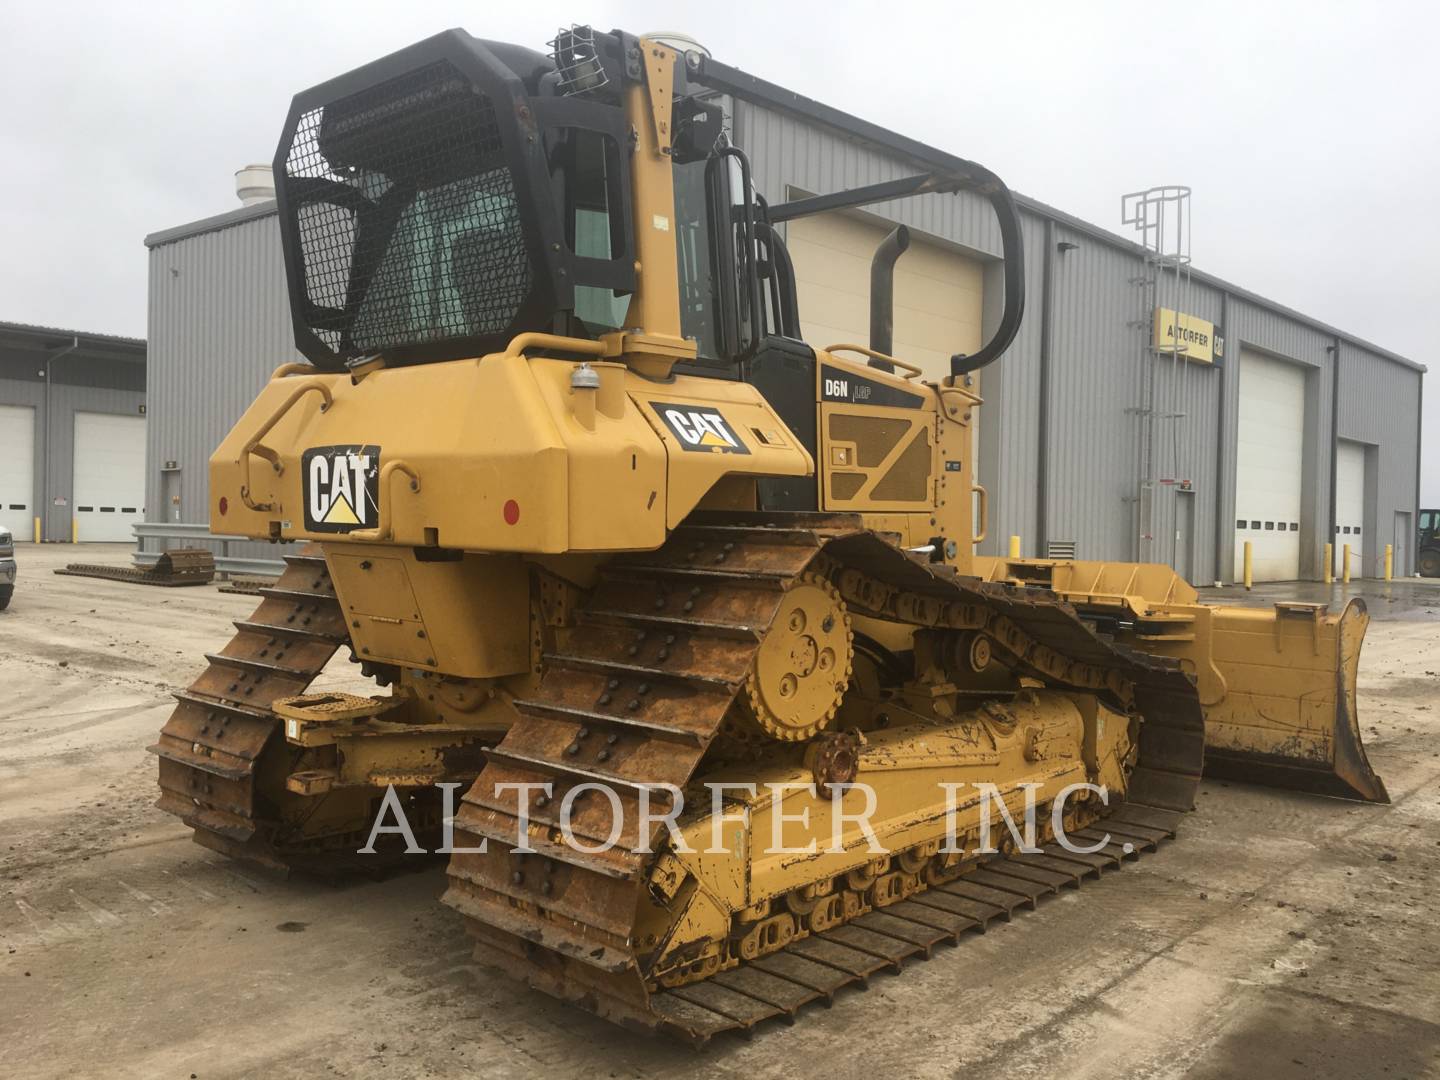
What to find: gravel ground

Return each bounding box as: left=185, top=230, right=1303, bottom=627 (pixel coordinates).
left=3, top=544, right=1438, bottom=1079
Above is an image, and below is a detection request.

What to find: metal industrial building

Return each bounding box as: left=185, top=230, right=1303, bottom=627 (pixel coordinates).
left=141, top=64, right=1425, bottom=583
left=0, top=322, right=147, bottom=542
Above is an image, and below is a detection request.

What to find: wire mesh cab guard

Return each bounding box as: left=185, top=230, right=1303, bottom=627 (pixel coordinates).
left=274, top=29, right=636, bottom=370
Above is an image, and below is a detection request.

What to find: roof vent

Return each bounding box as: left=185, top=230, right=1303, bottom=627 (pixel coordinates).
left=235, top=164, right=276, bottom=206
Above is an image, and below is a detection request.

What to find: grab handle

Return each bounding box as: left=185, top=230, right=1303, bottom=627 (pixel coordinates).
left=239, top=381, right=332, bottom=512
left=348, top=461, right=421, bottom=542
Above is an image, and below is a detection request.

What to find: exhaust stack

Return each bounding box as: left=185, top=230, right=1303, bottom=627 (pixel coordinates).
left=869, top=224, right=910, bottom=371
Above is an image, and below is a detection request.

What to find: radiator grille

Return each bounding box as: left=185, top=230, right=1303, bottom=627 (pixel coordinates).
left=830, top=473, right=866, bottom=501
left=828, top=414, right=909, bottom=468
left=869, top=428, right=931, bottom=503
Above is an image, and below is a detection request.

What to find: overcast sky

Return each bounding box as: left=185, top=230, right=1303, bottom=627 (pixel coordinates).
left=2, top=0, right=1435, bottom=501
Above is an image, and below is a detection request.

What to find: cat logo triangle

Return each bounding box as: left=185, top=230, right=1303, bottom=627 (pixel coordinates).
left=322, top=492, right=360, bottom=525
left=303, top=444, right=382, bottom=534
left=653, top=403, right=751, bottom=456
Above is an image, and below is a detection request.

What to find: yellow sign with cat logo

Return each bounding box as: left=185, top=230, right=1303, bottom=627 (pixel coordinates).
left=1153, top=308, right=1221, bottom=364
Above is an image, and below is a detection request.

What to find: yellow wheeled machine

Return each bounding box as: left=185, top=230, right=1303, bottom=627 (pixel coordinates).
left=151, top=25, right=1384, bottom=1039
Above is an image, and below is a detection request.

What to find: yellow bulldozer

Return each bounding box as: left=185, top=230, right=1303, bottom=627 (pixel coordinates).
left=151, top=26, right=1386, bottom=1041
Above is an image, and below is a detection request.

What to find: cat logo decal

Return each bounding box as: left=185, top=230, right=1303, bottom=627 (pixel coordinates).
left=302, top=445, right=380, bottom=532
left=654, top=404, right=750, bottom=455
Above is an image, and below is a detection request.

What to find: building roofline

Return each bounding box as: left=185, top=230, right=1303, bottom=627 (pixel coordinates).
left=0, top=319, right=145, bottom=356
left=145, top=199, right=277, bottom=249
left=1010, top=192, right=1426, bottom=373
left=142, top=66, right=1424, bottom=376
left=705, top=57, right=1424, bottom=375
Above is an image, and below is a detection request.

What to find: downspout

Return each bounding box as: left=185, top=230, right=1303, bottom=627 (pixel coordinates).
left=42, top=336, right=80, bottom=543
left=1037, top=219, right=1056, bottom=556
left=1328, top=337, right=1341, bottom=581
left=1415, top=372, right=1425, bottom=577
left=1214, top=292, right=1228, bottom=584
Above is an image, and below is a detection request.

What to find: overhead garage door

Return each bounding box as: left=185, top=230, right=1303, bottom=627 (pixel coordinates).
left=73, top=411, right=146, bottom=542
left=1234, top=350, right=1304, bottom=581
left=786, top=212, right=984, bottom=381
left=1335, top=440, right=1366, bottom=577
left=0, top=404, right=36, bottom=539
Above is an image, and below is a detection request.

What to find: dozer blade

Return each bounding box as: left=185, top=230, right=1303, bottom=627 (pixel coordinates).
left=1198, top=598, right=1387, bottom=803
left=977, top=558, right=1388, bottom=804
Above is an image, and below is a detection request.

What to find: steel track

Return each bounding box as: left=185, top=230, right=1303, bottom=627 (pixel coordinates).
left=148, top=547, right=376, bottom=873
left=443, top=512, right=1206, bottom=1041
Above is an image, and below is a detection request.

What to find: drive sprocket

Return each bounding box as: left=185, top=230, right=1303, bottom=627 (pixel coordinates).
left=742, top=571, right=854, bottom=741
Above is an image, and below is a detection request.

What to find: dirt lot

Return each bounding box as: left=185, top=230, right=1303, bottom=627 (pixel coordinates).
left=3, top=544, right=1439, bottom=1079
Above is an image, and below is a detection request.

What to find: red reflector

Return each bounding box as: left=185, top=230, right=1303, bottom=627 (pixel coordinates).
left=218, top=496, right=229, bottom=515
left=503, top=499, right=520, bottom=525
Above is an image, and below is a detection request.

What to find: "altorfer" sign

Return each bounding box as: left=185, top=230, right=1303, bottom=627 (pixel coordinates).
left=1153, top=308, right=1223, bottom=364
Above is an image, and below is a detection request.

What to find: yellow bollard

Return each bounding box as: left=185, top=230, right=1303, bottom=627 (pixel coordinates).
left=1342, top=543, right=1351, bottom=583
left=1324, top=542, right=1333, bottom=584
left=1008, top=535, right=1021, bottom=559
left=71, top=517, right=78, bottom=544
left=1385, top=543, right=1393, bottom=581
left=33, top=516, right=40, bottom=544
left=1243, top=541, right=1253, bottom=590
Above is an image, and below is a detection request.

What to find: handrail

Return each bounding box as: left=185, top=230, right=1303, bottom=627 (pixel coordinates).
left=972, top=483, right=989, bottom=545
left=348, top=460, right=421, bottom=542
left=271, top=362, right=321, bottom=378
left=934, top=382, right=982, bottom=424
left=239, top=381, right=333, bottom=512
left=824, top=343, right=924, bottom=379
left=502, top=333, right=608, bottom=359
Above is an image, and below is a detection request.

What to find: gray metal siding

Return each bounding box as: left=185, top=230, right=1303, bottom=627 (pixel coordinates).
left=146, top=209, right=301, bottom=562
left=737, top=102, right=1002, bottom=258
left=975, top=213, right=1044, bottom=557
left=1336, top=343, right=1423, bottom=575
left=1044, top=229, right=1224, bottom=582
